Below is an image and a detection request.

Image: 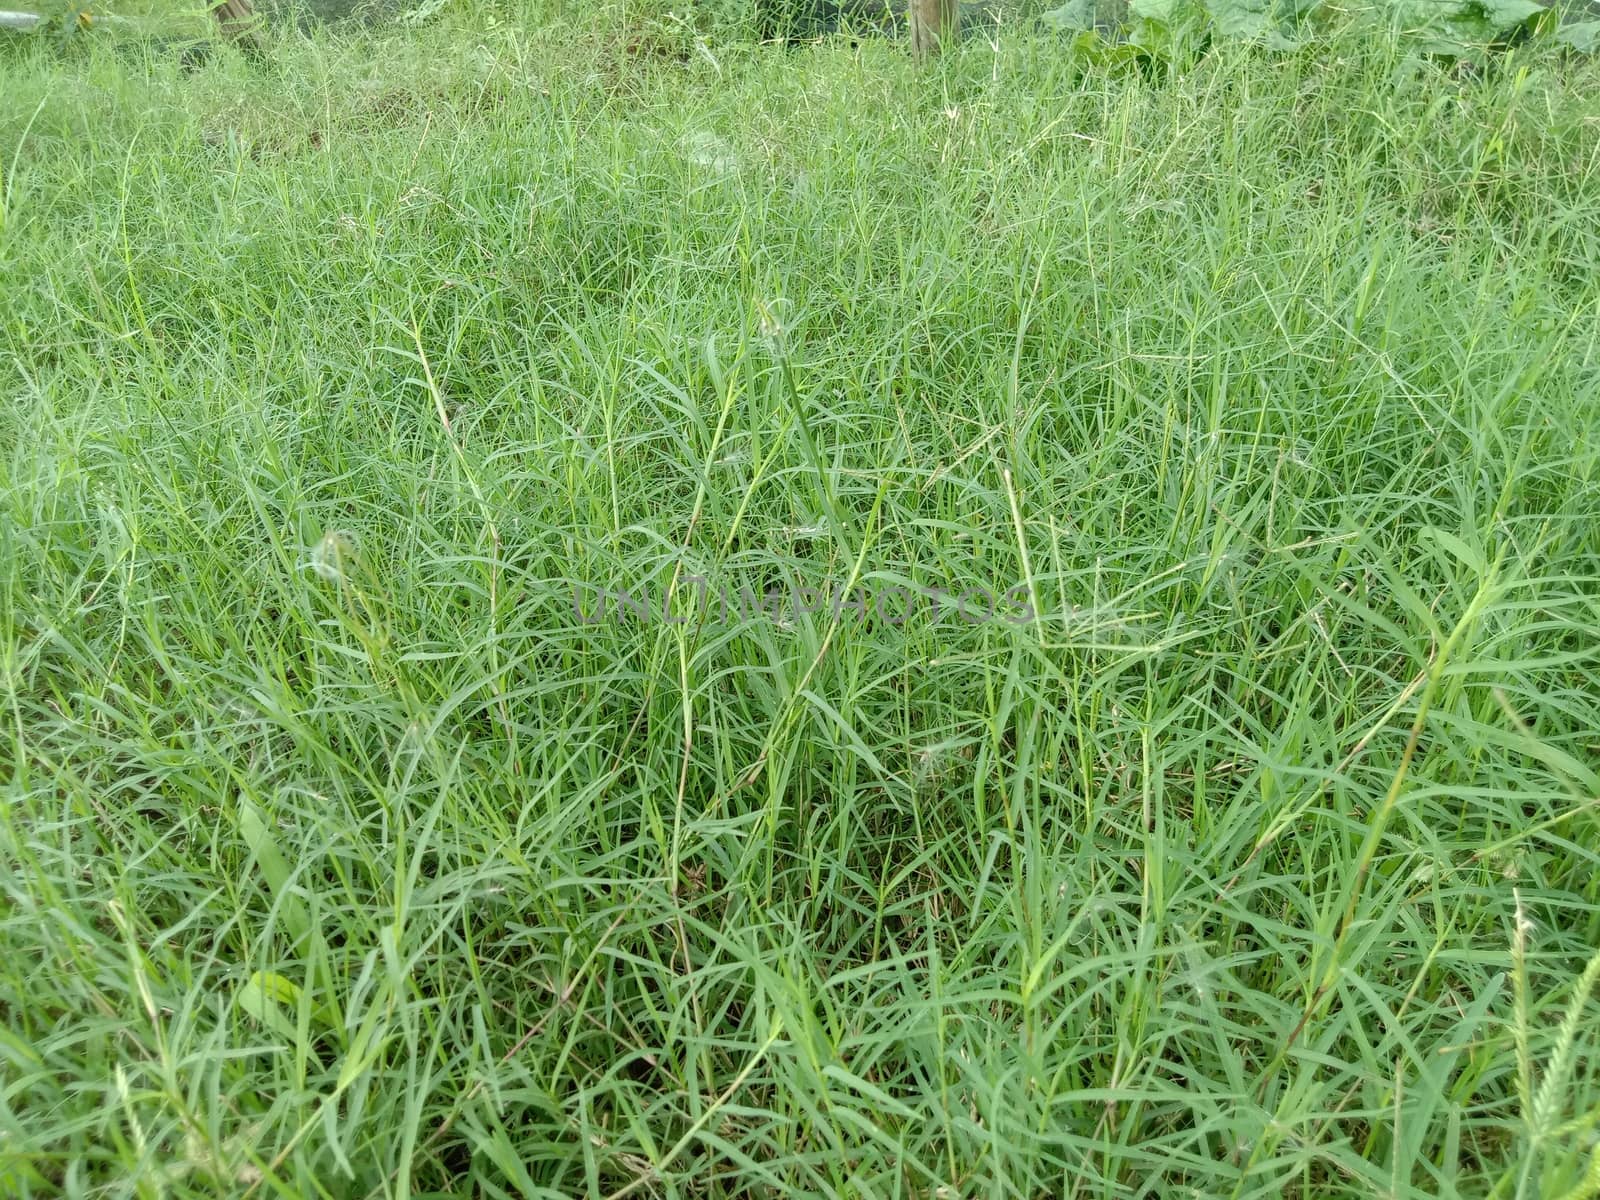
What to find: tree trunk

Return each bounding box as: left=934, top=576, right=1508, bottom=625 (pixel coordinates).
left=908, top=0, right=957, bottom=57
left=212, top=0, right=265, bottom=56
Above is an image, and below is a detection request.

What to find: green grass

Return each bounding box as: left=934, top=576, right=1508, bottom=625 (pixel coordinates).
left=2, top=11, right=1600, bottom=1197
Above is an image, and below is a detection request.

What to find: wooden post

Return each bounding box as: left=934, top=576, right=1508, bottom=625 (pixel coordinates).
left=211, top=0, right=265, bottom=55
left=908, top=0, right=957, bottom=57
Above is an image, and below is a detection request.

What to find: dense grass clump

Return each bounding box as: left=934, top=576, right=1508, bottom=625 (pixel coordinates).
left=2, top=12, right=1599, bottom=1197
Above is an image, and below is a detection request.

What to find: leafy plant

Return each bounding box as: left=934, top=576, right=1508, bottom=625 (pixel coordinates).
left=1044, top=0, right=1578, bottom=53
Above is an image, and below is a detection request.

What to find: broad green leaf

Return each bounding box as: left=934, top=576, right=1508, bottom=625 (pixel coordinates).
left=1042, top=0, right=1098, bottom=30
left=1390, top=0, right=1473, bottom=34
left=1480, top=0, right=1542, bottom=28
left=1130, top=0, right=1187, bottom=20
left=1556, top=19, right=1600, bottom=50
left=1207, top=0, right=1270, bottom=37
left=1392, top=0, right=1543, bottom=42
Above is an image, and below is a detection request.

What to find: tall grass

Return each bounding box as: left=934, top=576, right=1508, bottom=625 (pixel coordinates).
left=2, top=12, right=1599, bottom=1197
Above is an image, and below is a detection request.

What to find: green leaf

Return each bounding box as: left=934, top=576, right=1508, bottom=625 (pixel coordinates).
left=1479, top=0, right=1542, bottom=27
left=1129, top=0, right=1185, bottom=20
left=1419, top=525, right=1487, bottom=576
left=1391, top=0, right=1544, bottom=43
left=1390, top=0, right=1471, bottom=35
left=239, top=796, right=312, bottom=946
left=1042, top=0, right=1098, bottom=30
left=1556, top=19, right=1600, bottom=50
left=237, top=971, right=303, bottom=1043
left=1206, top=0, right=1270, bottom=38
